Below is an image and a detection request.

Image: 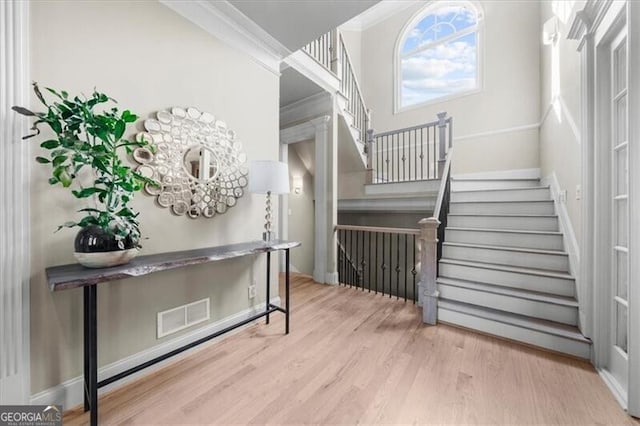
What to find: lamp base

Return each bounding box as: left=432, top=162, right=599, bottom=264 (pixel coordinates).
left=262, top=231, right=275, bottom=242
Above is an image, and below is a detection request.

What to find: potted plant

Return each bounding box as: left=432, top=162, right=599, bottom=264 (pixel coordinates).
left=13, top=82, right=157, bottom=268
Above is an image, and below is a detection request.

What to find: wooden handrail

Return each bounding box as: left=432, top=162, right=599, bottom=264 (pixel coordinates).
left=373, top=119, right=441, bottom=139
left=335, top=224, right=420, bottom=236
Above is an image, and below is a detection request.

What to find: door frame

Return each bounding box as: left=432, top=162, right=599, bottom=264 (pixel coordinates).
left=590, top=0, right=639, bottom=415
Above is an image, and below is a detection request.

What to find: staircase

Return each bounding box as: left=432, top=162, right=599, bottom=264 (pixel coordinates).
left=436, top=176, right=591, bottom=359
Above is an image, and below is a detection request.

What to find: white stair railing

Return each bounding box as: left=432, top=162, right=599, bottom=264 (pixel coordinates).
left=302, top=30, right=371, bottom=152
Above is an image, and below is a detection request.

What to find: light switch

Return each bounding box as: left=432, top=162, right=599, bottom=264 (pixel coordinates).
left=576, top=184, right=581, bottom=200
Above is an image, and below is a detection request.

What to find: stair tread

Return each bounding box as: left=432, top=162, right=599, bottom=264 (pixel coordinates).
left=448, top=213, right=558, bottom=218
left=450, top=200, right=553, bottom=204
left=452, top=186, right=549, bottom=194
left=446, top=226, right=562, bottom=235
left=451, top=177, right=540, bottom=182
left=437, top=300, right=589, bottom=343
left=437, top=277, right=578, bottom=307
left=439, top=258, right=574, bottom=280
left=442, top=241, right=568, bottom=256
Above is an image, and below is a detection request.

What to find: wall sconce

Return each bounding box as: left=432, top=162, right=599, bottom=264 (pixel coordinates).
left=292, top=175, right=303, bottom=195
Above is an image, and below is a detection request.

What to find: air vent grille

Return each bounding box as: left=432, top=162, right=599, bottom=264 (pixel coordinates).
left=157, top=298, right=210, bottom=339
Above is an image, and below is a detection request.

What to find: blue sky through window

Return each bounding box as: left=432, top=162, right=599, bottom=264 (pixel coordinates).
left=400, top=4, right=478, bottom=108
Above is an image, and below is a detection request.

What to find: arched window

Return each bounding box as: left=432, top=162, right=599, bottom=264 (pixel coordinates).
left=396, top=1, right=482, bottom=111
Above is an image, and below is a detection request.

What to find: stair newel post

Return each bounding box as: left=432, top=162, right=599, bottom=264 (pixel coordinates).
left=366, top=128, right=375, bottom=184
left=418, top=217, right=440, bottom=325
left=436, top=111, right=448, bottom=178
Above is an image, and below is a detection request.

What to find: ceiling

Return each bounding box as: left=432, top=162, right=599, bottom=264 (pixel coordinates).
left=228, top=0, right=381, bottom=52
left=280, top=67, right=323, bottom=107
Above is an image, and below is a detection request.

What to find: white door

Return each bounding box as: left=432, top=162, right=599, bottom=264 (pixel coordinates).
left=607, top=26, right=629, bottom=397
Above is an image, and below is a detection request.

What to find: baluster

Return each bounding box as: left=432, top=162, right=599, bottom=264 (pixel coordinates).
left=375, top=232, right=379, bottom=294
left=420, top=127, right=425, bottom=180
left=388, top=233, right=392, bottom=298
left=361, top=230, right=366, bottom=291
left=432, top=125, right=437, bottom=179
left=404, top=233, right=408, bottom=302
left=368, top=231, right=372, bottom=292
left=381, top=233, right=386, bottom=295
left=349, top=229, right=353, bottom=287
left=412, top=234, right=417, bottom=303
left=402, top=131, right=406, bottom=182
left=395, top=233, right=401, bottom=300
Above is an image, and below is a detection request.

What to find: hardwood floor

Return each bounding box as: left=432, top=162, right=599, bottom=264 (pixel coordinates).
left=64, top=274, right=636, bottom=425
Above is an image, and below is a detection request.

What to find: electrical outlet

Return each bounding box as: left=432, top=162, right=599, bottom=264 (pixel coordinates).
left=559, top=190, right=567, bottom=203
left=576, top=184, right=581, bottom=200
left=248, top=283, right=257, bottom=299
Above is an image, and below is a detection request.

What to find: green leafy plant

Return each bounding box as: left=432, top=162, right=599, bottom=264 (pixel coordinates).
left=12, top=82, right=157, bottom=247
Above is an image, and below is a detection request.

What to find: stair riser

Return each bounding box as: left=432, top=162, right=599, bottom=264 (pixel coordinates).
left=445, top=229, right=564, bottom=250
left=451, top=180, right=540, bottom=191
left=438, top=284, right=577, bottom=325
left=447, top=215, right=559, bottom=231
left=438, top=307, right=590, bottom=359
left=451, top=188, right=550, bottom=202
left=442, top=245, right=569, bottom=272
left=449, top=202, right=555, bottom=215
left=439, top=263, right=575, bottom=297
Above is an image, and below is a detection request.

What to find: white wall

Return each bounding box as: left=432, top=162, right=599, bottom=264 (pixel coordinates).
left=287, top=148, right=315, bottom=275
left=539, top=1, right=582, bottom=242
left=359, top=0, right=541, bottom=174
left=29, top=0, right=279, bottom=394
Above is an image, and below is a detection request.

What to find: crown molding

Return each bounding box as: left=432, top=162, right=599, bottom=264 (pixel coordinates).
left=567, top=0, right=613, bottom=50
left=159, top=0, right=291, bottom=75
left=340, top=0, right=420, bottom=32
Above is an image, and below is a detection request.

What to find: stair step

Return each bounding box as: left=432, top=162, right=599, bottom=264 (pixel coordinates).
left=449, top=200, right=555, bottom=215
left=438, top=259, right=575, bottom=297
left=437, top=277, right=578, bottom=325
left=437, top=300, right=590, bottom=358
left=451, top=186, right=550, bottom=202
left=451, top=177, right=541, bottom=191
left=442, top=242, right=569, bottom=272
left=445, top=227, right=564, bottom=250
left=447, top=214, right=559, bottom=231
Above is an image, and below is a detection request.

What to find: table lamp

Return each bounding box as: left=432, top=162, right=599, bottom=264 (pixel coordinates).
left=249, top=160, right=290, bottom=241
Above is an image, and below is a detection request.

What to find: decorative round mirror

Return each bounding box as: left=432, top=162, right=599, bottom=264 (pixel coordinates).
left=133, top=107, right=248, bottom=219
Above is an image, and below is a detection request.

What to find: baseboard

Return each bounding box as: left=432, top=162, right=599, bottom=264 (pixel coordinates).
left=542, top=173, right=581, bottom=310
left=30, top=297, right=281, bottom=409
left=325, top=271, right=339, bottom=285
left=453, top=168, right=541, bottom=180
left=598, top=367, right=628, bottom=410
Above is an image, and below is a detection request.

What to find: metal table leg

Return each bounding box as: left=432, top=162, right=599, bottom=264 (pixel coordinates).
left=266, top=251, right=271, bottom=324
left=285, top=248, right=290, bottom=334
left=84, top=285, right=98, bottom=426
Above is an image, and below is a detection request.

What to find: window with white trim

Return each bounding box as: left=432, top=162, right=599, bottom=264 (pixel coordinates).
left=397, top=1, right=481, bottom=110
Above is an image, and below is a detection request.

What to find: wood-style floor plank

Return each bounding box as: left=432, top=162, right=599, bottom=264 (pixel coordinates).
left=64, top=274, right=637, bottom=425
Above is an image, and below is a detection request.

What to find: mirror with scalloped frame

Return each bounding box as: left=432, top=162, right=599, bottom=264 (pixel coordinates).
left=133, top=107, right=248, bottom=219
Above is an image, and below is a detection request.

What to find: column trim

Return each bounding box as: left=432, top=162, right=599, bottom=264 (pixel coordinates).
left=0, top=0, right=31, bottom=403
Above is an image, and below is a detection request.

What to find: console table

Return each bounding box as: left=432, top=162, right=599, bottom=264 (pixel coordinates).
left=46, top=239, right=300, bottom=426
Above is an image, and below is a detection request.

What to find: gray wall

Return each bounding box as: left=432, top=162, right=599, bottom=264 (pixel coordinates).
left=29, top=1, right=279, bottom=394
left=539, top=2, right=582, bottom=243
left=357, top=1, right=542, bottom=175
left=288, top=148, right=315, bottom=275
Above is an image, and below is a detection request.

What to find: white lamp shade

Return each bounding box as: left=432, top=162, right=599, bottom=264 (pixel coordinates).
left=248, top=160, right=290, bottom=194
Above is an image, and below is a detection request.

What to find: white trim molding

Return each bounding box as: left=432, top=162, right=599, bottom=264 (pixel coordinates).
left=541, top=173, right=582, bottom=325
left=0, top=0, right=31, bottom=404
left=30, top=297, right=281, bottom=408
left=159, top=0, right=289, bottom=75
left=455, top=123, right=540, bottom=142
left=280, top=92, right=333, bottom=128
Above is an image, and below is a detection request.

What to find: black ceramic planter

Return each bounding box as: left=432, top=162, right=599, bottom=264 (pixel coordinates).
left=74, top=225, right=138, bottom=268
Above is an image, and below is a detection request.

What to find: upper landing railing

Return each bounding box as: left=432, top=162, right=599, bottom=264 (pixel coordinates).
left=303, top=33, right=453, bottom=186
left=303, top=30, right=371, bottom=150
left=368, top=113, right=453, bottom=184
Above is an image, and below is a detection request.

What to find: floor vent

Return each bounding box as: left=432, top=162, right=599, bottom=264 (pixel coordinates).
left=157, top=298, right=210, bottom=339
